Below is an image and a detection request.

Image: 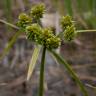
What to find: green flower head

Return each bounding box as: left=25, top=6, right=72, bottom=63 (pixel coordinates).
left=26, top=24, right=42, bottom=43
left=17, top=13, right=32, bottom=29
left=42, top=28, right=61, bottom=49
left=30, top=3, right=45, bottom=20
left=16, top=3, right=77, bottom=49
left=46, top=36, right=61, bottom=49
left=26, top=26, right=61, bottom=49
left=42, top=28, right=53, bottom=39
left=63, top=25, right=76, bottom=42
left=60, top=15, right=72, bottom=30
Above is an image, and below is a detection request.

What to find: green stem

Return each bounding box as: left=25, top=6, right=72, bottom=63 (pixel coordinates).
left=77, top=29, right=96, bottom=33
left=49, top=50, right=89, bottom=96
left=39, top=46, right=46, bottom=96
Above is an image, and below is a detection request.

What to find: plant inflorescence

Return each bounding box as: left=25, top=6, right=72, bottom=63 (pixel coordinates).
left=60, top=16, right=76, bottom=42
left=0, top=3, right=89, bottom=96
left=17, top=4, right=76, bottom=50
left=16, top=4, right=88, bottom=96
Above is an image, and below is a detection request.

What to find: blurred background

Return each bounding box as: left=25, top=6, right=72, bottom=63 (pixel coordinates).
left=0, top=0, right=96, bottom=96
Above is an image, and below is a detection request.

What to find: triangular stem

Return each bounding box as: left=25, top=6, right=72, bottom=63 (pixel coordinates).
left=39, top=46, right=46, bottom=96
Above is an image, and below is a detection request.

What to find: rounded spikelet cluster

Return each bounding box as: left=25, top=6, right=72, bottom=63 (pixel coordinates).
left=17, top=3, right=76, bottom=49
left=60, top=15, right=72, bottom=30
left=60, top=15, right=76, bottom=42
left=30, top=3, right=45, bottom=20
left=63, top=25, right=76, bottom=42
left=16, top=4, right=61, bottom=49
left=26, top=24, right=42, bottom=43
left=46, top=36, right=61, bottom=49
left=26, top=25, right=61, bottom=49
left=42, top=28, right=61, bottom=49
left=17, top=13, right=32, bottom=29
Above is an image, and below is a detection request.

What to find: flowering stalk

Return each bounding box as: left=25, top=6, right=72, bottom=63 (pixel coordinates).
left=39, top=46, right=46, bottom=96
left=16, top=4, right=89, bottom=96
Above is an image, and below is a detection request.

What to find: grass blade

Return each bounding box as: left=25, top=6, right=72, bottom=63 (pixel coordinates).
left=64, top=0, right=73, bottom=16
left=3, top=0, right=12, bottom=22
left=0, top=31, right=21, bottom=61
left=93, top=0, right=96, bottom=15
left=27, top=46, right=40, bottom=81
left=85, top=84, right=96, bottom=90
left=3, top=0, right=12, bottom=32
left=77, top=0, right=83, bottom=14
left=88, top=0, right=93, bottom=12
left=49, top=50, right=89, bottom=96
left=77, top=29, right=96, bottom=33
left=0, top=19, right=19, bottom=29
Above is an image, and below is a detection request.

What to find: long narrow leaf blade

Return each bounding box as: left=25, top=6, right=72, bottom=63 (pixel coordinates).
left=0, top=31, right=21, bottom=61
left=0, top=19, right=19, bottom=29
left=64, top=0, right=73, bottom=16
left=3, top=0, right=12, bottom=32
left=76, top=29, right=96, bottom=33
left=27, top=46, right=40, bottom=81
left=49, top=50, right=89, bottom=96
left=77, top=0, right=83, bottom=13
left=3, top=0, right=12, bottom=22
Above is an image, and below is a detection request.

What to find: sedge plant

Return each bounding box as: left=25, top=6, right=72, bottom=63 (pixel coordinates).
left=1, top=3, right=96, bottom=96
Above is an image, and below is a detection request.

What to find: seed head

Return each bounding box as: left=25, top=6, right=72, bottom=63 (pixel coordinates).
left=26, top=24, right=42, bottom=43
left=60, top=15, right=72, bottom=30
left=46, top=36, right=61, bottom=49
left=17, top=13, right=32, bottom=29
left=30, top=3, right=45, bottom=20
left=63, top=25, right=76, bottom=42
left=42, top=28, right=61, bottom=49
